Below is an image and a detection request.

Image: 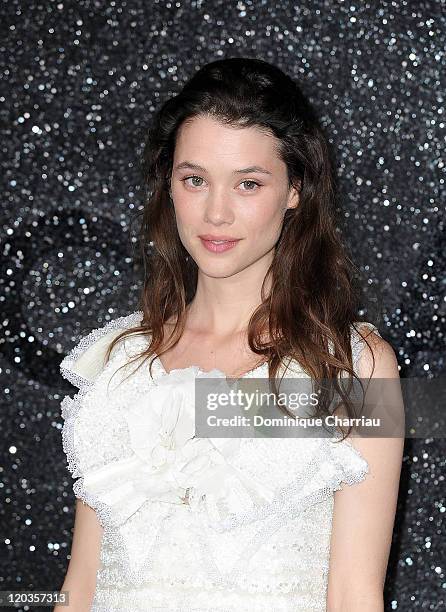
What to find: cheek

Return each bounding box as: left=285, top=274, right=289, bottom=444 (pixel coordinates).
left=241, top=201, right=284, bottom=240
left=173, top=201, right=199, bottom=241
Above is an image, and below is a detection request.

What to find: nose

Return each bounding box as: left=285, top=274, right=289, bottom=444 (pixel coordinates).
left=203, top=186, right=235, bottom=225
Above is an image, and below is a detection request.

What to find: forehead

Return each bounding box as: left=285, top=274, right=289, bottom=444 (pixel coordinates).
left=173, top=115, right=283, bottom=171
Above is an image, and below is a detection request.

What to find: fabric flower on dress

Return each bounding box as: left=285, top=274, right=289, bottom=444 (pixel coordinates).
left=80, top=365, right=276, bottom=530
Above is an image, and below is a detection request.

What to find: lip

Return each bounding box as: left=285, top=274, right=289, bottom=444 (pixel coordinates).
left=198, top=234, right=241, bottom=241
left=199, top=236, right=241, bottom=254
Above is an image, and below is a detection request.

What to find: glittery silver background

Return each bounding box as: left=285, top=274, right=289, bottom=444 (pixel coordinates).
left=1, top=1, right=445, bottom=610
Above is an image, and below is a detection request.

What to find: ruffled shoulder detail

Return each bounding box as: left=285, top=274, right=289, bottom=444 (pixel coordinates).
left=303, top=435, right=369, bottom=497
left=59, top=310, right=146, bottom=526
left=59, top=310, right=144, bottom=389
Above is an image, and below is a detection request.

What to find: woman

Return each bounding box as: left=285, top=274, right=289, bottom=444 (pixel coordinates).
left=56, top=58, right=404, bottom=611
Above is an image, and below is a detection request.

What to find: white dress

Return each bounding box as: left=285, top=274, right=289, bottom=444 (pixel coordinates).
left=59, top=311, right=381, bottom=612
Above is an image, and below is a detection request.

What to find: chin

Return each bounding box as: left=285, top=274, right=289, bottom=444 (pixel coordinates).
left=197, top=263, right=242, bottom=279
left=197, top=256, right=259, bottom=279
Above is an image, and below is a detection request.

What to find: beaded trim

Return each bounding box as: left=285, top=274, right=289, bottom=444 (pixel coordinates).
left=61, top=386, right=115, bottom=526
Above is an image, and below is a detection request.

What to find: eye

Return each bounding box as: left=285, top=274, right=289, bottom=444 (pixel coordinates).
left=182, top=175, right=205, bottom=188
left=240, top=180, right=261, bottom=191
left=181, top=176, right=262, bottom=192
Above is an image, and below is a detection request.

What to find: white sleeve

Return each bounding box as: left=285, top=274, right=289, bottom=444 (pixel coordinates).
left=59, top=311, right=144, bottom=525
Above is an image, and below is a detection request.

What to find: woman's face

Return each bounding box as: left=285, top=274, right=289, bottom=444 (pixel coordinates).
left=170, top=115, right=299, bottom=279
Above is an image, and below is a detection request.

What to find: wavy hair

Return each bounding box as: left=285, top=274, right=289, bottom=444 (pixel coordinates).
left=105, top=57, right=378, bottom=440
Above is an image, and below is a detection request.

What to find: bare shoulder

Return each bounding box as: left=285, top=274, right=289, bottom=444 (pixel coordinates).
left=352, top=324, right=404, bottom=439
left=354, top=324, right=399, bottom=379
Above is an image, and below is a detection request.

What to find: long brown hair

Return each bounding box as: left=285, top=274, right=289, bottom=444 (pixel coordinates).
left=105, top=57, right=378, bottom=439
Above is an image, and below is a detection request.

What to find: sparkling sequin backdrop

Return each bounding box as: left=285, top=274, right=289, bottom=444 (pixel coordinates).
left=0, top=0, right=444, bottom=610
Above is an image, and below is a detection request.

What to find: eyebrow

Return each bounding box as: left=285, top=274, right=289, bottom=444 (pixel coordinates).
left=173, top=161, right=273, bottom=176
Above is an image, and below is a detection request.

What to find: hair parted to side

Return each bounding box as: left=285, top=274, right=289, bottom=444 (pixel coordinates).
left=105, top=57, right=378, bottom=440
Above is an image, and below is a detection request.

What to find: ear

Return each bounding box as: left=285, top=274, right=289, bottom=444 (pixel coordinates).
left=286, top=179, right=301, bottom=210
